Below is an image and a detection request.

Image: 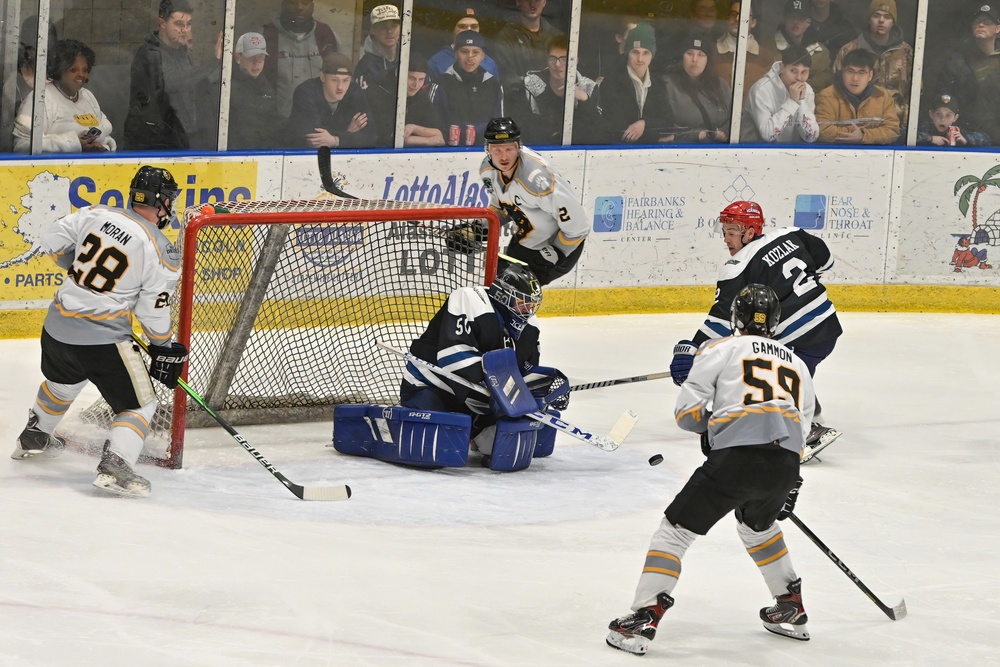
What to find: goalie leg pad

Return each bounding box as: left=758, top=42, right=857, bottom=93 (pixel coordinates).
left=333, top=404, right=378, bottom=456
left=533, top=409, right=558, bottom=458
left=489, top=418, right=542, bottom=471
left=370, top=406, right=471, bottom=467
left=483, top=348, right=538, bottom=418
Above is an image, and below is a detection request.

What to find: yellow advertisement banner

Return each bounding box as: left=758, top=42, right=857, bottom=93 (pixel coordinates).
left=0, top=160, right=258, bottom=301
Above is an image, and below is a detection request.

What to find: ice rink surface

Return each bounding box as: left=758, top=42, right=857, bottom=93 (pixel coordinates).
left=1, top=312, right=998, bottom=666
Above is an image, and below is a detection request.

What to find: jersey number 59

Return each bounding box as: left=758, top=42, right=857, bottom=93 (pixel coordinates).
left=741, top=358, right=802, bottom=408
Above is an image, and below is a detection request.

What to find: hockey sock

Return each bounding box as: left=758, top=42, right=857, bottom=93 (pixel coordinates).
left=108, top=400, right=156, bottom=466
left=631, top=517, right=697, bottom=610
left=32, top=380, right=87, bottom=433
left=738, top=521, right=798, bottom=597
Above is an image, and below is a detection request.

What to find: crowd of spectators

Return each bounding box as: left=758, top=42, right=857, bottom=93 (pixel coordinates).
left=3, top=0, right=999, bottom=152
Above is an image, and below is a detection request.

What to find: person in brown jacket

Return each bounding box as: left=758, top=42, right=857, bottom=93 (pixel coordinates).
left=815, top=47, right=899, bottom=144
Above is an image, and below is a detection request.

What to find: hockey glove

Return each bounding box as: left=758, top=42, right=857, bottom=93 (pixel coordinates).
left=445, top=221, right=487, bottom=255
left=148, top=342, right=188, bottom=388
left=777, top=475, right=803, bottom=521
left=537, top=244, right=563, bottom=266
left=700, top=431, right=711, bottom=457
left=670, top=340, right=698, bottom=386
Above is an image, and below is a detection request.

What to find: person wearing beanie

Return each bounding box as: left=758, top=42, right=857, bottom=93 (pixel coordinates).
left=593, top=22, right=671, bottom=144
left=427, top=9, right=500, bottom=83
left=283, top=52, right=377, bottom=148
left=833, top=0, right=912, bottom=126
left=661, top=33, right=732, bottom=143
left=432, top=30, right=502, bottom=145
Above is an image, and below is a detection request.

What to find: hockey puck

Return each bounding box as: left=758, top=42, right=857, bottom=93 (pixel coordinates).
left=648, top=454, right=664, bottom=466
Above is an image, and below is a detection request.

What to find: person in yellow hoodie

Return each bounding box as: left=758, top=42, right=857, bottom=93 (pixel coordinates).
left=815, top=47, right=899, bottom=144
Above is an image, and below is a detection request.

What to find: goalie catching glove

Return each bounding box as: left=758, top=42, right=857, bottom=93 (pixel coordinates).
left=445, top=220, right=488, bottom=255
left=147, top=342, right=188, bottom=388
left=525, top=365, right=570, bottom=411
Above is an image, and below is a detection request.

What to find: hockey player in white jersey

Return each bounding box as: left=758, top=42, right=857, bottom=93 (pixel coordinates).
left=607, top=284, right=814, bottom=656
left=475, top=116, right=588, bottom=285
left=12, top=166, right=188, bottom=498
left=670, top=199, right=842, bottom=462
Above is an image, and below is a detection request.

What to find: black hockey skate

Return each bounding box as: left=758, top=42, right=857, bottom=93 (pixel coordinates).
left=606, top=592, right=674, bottom=655
left=93, top=442, right=150, bottom=498
left=760, top=578, right=809, bottom=641
left=800, top=423, right=841, bottom=464
left=11, top=412, right=65, bottom=460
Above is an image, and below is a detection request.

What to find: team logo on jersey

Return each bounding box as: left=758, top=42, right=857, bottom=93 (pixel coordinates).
left=527, top=168, right=550, bottom=191
left=593, top=196, right=623, bottom=232
left=794, top=195, right=827, bottom=230
left=482, top=177, right=494, bottom=194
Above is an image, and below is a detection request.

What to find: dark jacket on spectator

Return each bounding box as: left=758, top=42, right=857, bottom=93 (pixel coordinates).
left=283, top=77, right=377, bottom=148
left=431, top=65, right=503, bottom=144
left=507, top=67, right=600, bottom=145
left=262, top=16, right=340, bottom=117
left=228, top=67, right=281, bottom=149
left=592, top=64, right=672, bottom=144
left=935, top=41, right=1000, bottom=145
left=494, top=18, right=562, bottom=89
left=355, top=35, right=397, bottom=90
left=124, top=30, right=219, bottom=150
left=916, top=116, right=990, bottom=147
left=365, top=67, right=444, bottom=146
left=803, top=1, right=857, bottom=57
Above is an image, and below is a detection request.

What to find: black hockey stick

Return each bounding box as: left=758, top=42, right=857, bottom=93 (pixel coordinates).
left=317, top=146, right=359, bottom=199
left=570, top=371, right=671, bottom=392
left=788, top=512, right=905, bottom=620
left=133, top=335, right=351, bottom=501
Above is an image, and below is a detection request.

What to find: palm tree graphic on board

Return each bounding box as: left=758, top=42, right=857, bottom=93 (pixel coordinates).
left=954, top=165, right=1000, bottom=229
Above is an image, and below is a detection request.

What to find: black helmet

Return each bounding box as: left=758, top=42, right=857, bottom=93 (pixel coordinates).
left=130, top=166, right=180, bottom=229
left=730, top=283, right=781, bottom=338
left=484, top=117, right=521, bottom=145
left=488, top=261, right=542, bottom=338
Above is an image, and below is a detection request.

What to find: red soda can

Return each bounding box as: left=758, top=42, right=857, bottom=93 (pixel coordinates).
left=464, top=124, right=476, bottom=146
left=947, top=126, right=959, bottom=146
left=448, top=124, right=460, bottom=146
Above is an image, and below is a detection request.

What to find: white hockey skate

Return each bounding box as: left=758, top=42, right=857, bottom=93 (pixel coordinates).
left=800, top=424, right=841, bottom=464
left=93, top=442, right=150, bottom=498
left=761, top=578, right=810, bottom=641
left=11, top=412, right=65, bottom=460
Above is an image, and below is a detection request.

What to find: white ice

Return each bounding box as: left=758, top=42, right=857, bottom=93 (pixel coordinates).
left=1, top=312, right=998, bottom=666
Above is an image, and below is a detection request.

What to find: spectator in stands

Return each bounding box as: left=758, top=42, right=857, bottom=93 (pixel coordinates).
left=1, top=44, right=36, bottom=152
left=284, top=53, right=376, bottom=148
left=494, top=0, right=562, bottom=90
left=594, top=22, right=672, bottom=144
left=578, top=14, right=638, bottom=84
left=427, top=9, right=500, bottom=83
left=262, top=0, right=341, bottom=119
left=816, top=47, right=899, bottom=144
left=366, top=53, right=446, bottom=147
left=689, top=0, right=724, bottom=41
left=13, top=39, right=116, bottom=153
left=715, top=1, right=777, bottom=98
left=509, top=35, right=599, bottom=144
left=432, top=30, right=502, bottom=145
left=804, top=0, right=857, bottom=56
left=125, top=0, right=222, bottom=150
left=228, top=32, right=280, bottom=149
left=661, top=34, right=732, bottom=143
left=833, top=0, right=912, bottom=126
left=355, top=5, right=401, bottom=90
left=741, top=45, right=819, bottom=143
left=933, top=4, right=1000, bottom=145
left=771, top=0, right=833, bottom=93
left=916, top=92, right=989, bottom=147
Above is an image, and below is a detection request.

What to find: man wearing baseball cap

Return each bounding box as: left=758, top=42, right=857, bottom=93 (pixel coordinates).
left=355, top=5, right=401, bottom=89
left=427, top=8, right=500, bottom=83
left=932, top=3, right=1000, bottom=143
left=771, top=0, right=833, bottom=92
left=262, top=0, right=342, bottom=118
left=229, top=32, right=281, bottom=149
left=284, top=52, right=376, bottom=149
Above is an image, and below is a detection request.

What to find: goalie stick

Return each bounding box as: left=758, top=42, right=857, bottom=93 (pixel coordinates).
left=377, top=341, right=637, bottom=452
left=788, top=512, right=906, bottom=621
left=570, top=371, right=671, bottom=392
left=133, top=335, right=351, bottom=502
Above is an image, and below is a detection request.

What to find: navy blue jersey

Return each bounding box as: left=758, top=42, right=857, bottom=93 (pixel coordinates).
left=402, top=286, right=541, bottom=414
left=693, top=227, right=842, bottom=351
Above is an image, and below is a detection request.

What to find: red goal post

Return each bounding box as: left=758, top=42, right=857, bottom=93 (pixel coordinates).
left=73, top=198, right=501, bottom=469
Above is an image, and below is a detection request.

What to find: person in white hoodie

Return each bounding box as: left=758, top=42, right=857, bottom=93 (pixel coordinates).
left=741, top=45, right=819, bottom=143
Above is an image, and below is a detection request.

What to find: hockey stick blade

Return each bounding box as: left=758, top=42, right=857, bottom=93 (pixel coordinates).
left=133, top=335, right=351, bottom=501
left=570, top=371, right=671, bottom=392
left=788, top=512, right=904, bottom=620
left=376, top=341, right=633, bottom=451
left=316, top=146, right=358, bottom=199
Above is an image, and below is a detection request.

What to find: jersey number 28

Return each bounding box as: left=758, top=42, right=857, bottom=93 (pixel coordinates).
left=741, top=358, right=802, bottom=408
left=68, top=233, right=129, bottom=293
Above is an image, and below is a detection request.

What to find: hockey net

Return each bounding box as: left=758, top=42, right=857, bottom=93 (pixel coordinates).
left=66, top=198, right=500, bottom=468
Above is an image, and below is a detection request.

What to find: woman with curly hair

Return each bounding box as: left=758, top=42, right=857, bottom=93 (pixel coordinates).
left=662, top=34, right=733, bottom=143
left=13, top=38, right=116, bottom=153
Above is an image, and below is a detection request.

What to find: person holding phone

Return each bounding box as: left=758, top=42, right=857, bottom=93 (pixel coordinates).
left=13, top=38, right=116, bottom=153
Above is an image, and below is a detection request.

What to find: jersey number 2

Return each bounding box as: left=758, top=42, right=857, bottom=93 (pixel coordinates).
left=68, top=233, right=128, bottom=293
left=741, top=358, right=802, bottom=408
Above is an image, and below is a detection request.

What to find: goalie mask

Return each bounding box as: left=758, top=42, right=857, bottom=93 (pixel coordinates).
left=488, top=262, right=542, bottom=338
left=731, top=283, right=781, bottom=338
left=130, top=166, right=181, bottom=229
